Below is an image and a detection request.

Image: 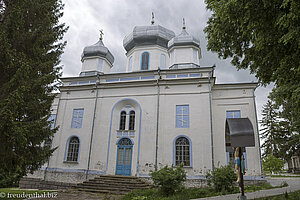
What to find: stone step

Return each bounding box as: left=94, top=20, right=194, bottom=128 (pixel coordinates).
left=78, top=184, right=131, bottom=191
left=75, top=175, right=153, bottom=195
left=97, top=175, right=139, bottom=180
left=93, top=177, right=140, bottom=182
left=87, top=178, right=149, bottom=185
left=77, top=187, right=128, bottom=195
left=78, top=182, right=151, bottom=190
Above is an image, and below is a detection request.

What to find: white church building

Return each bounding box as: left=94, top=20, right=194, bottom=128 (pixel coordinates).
left=33, top=20, right=263, bottom=183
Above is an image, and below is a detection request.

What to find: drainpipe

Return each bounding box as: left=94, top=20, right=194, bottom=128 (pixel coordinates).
left=253, top=87, right=264, bottom=177
left=208, top=70, right=215, bottom=172
left=44, top=93, right=61, bottom=181
left=155, top=68, right=161, bottom=170
left=86, top=74, right=100, bottom=180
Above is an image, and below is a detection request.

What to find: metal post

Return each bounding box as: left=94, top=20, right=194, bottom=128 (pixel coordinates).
left=86, top=75, right=100, bottom=180
left=239, top=148, right=246, bottom=200
left=208, top=71, right=215, bottom=172
left=155, top=68, right=161, bottom=169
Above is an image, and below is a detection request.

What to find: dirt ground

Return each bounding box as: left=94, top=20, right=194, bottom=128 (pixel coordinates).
left=28, top=189, right=123, bottom=200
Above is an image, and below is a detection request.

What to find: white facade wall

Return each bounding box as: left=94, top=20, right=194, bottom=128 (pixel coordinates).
left=126, top=46, right=169, bottom=71
left=81, top=57, right=112, bottom=73
left=169, top=46, right=200, bottom=66
left=212, top=85, right=262, bottom=176
left=42, top=68, right=262, bottom=180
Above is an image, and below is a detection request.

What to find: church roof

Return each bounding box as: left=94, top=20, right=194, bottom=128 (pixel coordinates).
left=81, top=39, right=114, bottom=65
left=168, top=27, right=200, bottom=49
left=123, top=25, right=175, bottom=52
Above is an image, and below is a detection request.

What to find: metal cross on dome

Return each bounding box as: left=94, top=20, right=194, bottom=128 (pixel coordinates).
left=151, top=12, right=155, bottom=25
left=99, top=29, right=104, bottom=40
left=183, top=18, right=186, bottom=30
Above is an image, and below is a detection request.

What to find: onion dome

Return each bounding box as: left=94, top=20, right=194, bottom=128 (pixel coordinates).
left=123, top=23, right=175, bottom=52
left=81, top=37, right=114, bottom=65
left=168, top=19, right=200, bottom=49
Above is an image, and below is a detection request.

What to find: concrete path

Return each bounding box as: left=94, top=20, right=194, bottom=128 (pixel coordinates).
left=193, top=177, right=300, bottom=200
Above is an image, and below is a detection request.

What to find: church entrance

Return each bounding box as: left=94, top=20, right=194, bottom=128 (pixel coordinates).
left=116, top=138, right=133, bottom=176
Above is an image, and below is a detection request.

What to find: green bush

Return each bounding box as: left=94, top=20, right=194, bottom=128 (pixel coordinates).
left=206, top=165, right=237, bottom=193
left=150, top=165, right=186, bottom=196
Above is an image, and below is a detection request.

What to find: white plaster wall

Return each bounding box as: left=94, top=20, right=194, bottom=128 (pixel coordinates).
left=81, top=57, right=111, bottom=74
left=49, top=90, right=96, bottom=171
left=158, top=91, right=212, bottom=176
left=99, top=85, right=158, bottom=176
left=48, top=72, right=261, bottom=179
left=126, top=46, right=169, bottom=71
left=169, top=46, right=200, bottom=66
left=212, top=86, right=262, bottom=176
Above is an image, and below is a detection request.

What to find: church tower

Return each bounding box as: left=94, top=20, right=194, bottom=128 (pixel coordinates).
left=123, top=13, right=175, bottom=72
left=167, top=19, right=201, bottom=69
left=80, top=30, right=114, bottom=76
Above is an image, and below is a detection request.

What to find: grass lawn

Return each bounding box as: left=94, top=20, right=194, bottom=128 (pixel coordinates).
left=121, top=182, right=288, bottom=200
left=0, top=188, right=58, bottom=200
left=254, top=190, right=300, bottom=200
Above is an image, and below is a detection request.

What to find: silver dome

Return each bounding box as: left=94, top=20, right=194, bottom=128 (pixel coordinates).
left=168, top=29, right=200, bottom=49
left=123, top=25, right=175, bottom=52
left=81, top=39, right=114, bottom=65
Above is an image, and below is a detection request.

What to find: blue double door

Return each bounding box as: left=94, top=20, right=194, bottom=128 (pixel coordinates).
left=116, top=138, right=133, bottom=176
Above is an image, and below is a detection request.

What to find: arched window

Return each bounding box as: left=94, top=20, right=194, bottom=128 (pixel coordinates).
left=118, top=138, right=132, bottom=146
left=170, top=51, right=174, bottom=64
left=119, top=111, right=126, bottom=130
left=160, top=54, right=166, bottom=69
left=193, top=49, right=198, bottom=63
left=175, top=137, right=190, bottom=166
left=141, top=52, right=149, bottom=70
left=66, top=136, right=80, bottom=162
left=129, top=111, right=135, bottom=130
left=128, top=56, right=133, bottom=71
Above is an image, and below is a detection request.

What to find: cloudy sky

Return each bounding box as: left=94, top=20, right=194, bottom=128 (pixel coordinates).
left=60, top=0, right=273, bottom=124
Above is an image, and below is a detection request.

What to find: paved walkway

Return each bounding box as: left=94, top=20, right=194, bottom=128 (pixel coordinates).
left=193, top=177, right=300, bottom=200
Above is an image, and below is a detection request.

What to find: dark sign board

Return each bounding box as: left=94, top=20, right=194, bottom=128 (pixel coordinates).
left=225, top=118, right=255, bottom=148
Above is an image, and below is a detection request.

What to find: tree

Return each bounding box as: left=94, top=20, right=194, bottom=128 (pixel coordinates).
left=260, top=100, right=281, bottom=157
left=0, top=0, right=67, bottom=187
left=204, top=0, right=300, bottom=138
left=262, top=154, right=284, bottom=174
left=260, top=100, right=299, bottom=161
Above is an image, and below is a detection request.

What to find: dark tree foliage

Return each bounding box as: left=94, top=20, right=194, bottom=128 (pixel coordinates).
left=0, top=0, right=67, bottom=187
left=260, top=100, right=283, bottom=158
left=260, top=100, right=299, bottom=161
left=204, top=0, right=300, bottom=139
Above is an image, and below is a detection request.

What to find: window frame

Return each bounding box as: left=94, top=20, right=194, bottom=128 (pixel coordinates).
left=140, top=52, right=150, bottom=70
left=129, top=110, right=135, bottom=130
left=128, top=56, right=133, bottom=71
left=119, top=111, right=126, bottom=130
left=71, top=108, right=84, bottom=129
left=174, top=136, right=192, bottom=167
left=175, top=105, right=190, bottom=128
left=160, top=54, right=166, bottom=69
left=65, top=136, right=80, bottom=163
